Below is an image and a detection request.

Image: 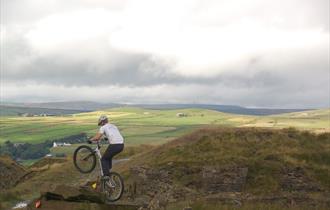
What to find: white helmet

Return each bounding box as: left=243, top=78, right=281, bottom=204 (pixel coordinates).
left=98, top=115, right=108, bottom=126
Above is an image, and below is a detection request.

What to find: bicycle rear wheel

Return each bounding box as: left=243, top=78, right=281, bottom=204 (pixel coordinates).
left=73, top=145, right=96, bottom=173
left=102, top=172, right=124, bottom=202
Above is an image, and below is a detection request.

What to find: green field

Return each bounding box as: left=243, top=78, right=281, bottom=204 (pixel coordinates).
left=0, top=107, right=329, bottom=146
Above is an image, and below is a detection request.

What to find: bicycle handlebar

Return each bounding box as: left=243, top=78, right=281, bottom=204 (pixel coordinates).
left=87, top=137, right=108, bottom=144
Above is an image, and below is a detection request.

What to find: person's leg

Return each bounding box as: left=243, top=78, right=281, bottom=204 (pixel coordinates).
left=101, top=144, right=124, bottom=176
left=101, top=145, right=112, bottom=176
left=108, top=144, right=124, bottom=170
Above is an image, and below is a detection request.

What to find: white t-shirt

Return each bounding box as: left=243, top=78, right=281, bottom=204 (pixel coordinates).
left=99, top=123, right=124, bottom=144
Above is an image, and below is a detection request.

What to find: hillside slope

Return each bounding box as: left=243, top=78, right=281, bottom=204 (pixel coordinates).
left=243, top=109, right=330, bottom=132
left=115, top=127, right=330, bottom=208
left=0, top=155, right=28, bottom=190
left=1, top=127, right=330, bottom=209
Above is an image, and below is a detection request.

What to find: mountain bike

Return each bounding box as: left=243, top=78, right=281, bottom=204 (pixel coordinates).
left=73, top=139, right=124, bottom=202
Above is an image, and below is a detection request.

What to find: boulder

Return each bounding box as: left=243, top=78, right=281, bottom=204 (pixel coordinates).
left=40, top=185, right=105, bottom=203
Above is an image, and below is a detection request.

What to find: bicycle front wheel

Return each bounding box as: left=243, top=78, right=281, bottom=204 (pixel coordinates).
left=102, top=172, right=124, bottom=202
left=73, top=145, right=97, bottom=173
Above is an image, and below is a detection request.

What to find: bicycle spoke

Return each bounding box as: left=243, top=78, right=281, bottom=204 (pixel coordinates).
left=73, top=146, right=96, bottom=173
left=81, top=153, right=93, bottom=161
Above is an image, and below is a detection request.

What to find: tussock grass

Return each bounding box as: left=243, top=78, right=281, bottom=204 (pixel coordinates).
left=116, top=127, right=330, bottom=194
left=167, top=200, right=330, bottom=210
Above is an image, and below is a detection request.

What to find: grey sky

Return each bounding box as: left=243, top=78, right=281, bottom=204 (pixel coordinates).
left=0, top=0, right=329, bottom=108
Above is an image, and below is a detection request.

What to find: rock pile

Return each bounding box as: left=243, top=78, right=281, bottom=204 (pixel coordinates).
left=125, top=164, right=248, bottom=208
left=26, top=185, right=140, bottom=210
left=201, top=166, right=248, bottom=193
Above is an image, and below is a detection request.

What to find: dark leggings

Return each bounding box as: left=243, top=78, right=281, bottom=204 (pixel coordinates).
left=101, top=144, right=124, bottom=176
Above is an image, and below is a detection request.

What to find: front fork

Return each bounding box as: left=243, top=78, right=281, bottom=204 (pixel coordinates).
left=96, top=148, right=114, bottom=198
left=96, top=149, right=104, bottom=176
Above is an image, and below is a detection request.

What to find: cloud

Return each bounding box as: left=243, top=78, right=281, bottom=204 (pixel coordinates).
left=0, top=0, right=329, bottom=107
left=2, top=79, right=328, bottom=108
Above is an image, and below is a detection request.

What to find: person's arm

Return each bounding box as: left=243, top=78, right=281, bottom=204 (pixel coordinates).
left=90, top=126, right=104, bottom=142
left=90, top=132, right=103, bottom=142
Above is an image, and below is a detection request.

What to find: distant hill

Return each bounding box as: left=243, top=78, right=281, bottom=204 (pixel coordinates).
left=0, top=101, right=312, bottom=115
left=0, top=105, right=87, bottom=116
left=4, top=101, right=120, bottom=111
left=135, top=104, right=310, bottom=115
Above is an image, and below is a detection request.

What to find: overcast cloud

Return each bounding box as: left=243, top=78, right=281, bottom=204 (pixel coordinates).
left=0, top=0, right=329, bottom=108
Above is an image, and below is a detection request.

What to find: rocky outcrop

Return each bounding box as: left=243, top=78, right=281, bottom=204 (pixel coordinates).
left=281, top=167, right=322, bottom=192
left=26, top=185, right=140, bottom=210
left=123, top=163, right=329, bottom=209
left=201, top=166, right=248, bottom=193
left=27, top=200, right=140, bottom=210
left=41, top=185, right=105, bottom=203
left=125, top=164, right=248, bottom=208
left=127, top=166, right=194, bottom=204
left=0, top=155, right=27, bottom=190
left=29, top=157, right=67, bottom=169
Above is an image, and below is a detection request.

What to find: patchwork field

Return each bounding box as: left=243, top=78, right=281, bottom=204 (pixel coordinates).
left=0, top=107, right=329, bottom=146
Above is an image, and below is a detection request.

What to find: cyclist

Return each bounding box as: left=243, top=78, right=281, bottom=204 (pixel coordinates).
left=89, top=115, right=124, bottom=180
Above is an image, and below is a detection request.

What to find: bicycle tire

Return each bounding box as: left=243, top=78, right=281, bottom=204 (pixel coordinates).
left=102, top=171, right=124, bottom=202
left=73, top=145, right=97, bottom=173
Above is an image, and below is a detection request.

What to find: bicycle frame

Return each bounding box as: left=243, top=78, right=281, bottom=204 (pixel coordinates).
left=94, top=141, right=104, bottom=176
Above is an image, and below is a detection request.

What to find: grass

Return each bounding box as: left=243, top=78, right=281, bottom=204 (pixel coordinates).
left=19, top=159, right=40, bottom=167
left=0, top=191, right=22, bottom=210
left=116, top=127, right=330, bottom=194
left=242, top=109, right=330, bottom=132
left=110, top=127, right=330, bottom=209
left=0, top=108, right=239, bottom=145
left=50, top=143, right=154, bottom=159
left=0, top=108, right=329, bottom=146
left=166, top=200, right=330, bottom=210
